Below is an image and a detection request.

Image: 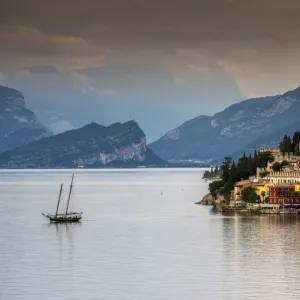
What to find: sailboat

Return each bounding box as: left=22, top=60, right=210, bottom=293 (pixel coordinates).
left=42, top=173, right=83, bottom=222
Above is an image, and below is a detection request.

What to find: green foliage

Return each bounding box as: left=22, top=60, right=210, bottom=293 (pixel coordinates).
left=292, top=131, right=300, bottom=153
left=281, top=160, right=289, bottom=167
left=241, top=187, right=260, bottom=204
left=295, top=142, right=300, bottom=156
left=203, top=166, right=221, bottom=179
left=272, top=162, right=282, bottom=172
left=264, top=196, right=270, bottom=204
left=279, top=131, right=300, bottom=155
left=203, top=170, right=212, bottom=179
left=221, top=158, right=230, bottom=184
left=207, top=130, right=300, bottom=203
left=209, top=180, right=223, bottom=199
left=210, top=151, right=274, bottom=200
left=258, top=151, right=274, bottom=168
left=280, top=135, right=293, bottom=154
left=214, top=165, right=219, bottom=175
left=261, top=191, right=266, bottom=203
left=259, top=170, right=269, bottom=178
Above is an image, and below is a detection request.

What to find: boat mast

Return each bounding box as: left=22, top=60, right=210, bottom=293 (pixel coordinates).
left=65, top=173, right=74, bottom=216
left=55, top=183, right=64, bottom=217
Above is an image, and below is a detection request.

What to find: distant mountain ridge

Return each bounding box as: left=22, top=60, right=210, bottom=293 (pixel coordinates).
left=149, top=86, right=300, bottom=162
left=0, top=85, right=51, bottom=153
left=0, top=120, right=165, bottom=168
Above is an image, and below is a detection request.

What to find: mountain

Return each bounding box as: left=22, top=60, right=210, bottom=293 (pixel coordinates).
left=0, top=86, right=51, bottom=153
left=0, top=120, right=165, bottom=168
left=225, top=120, right=300, bottom=163
left=149, top=86, right=300, bottom=162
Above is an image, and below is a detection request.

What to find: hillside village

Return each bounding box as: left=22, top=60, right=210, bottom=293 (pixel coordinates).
left=204, top=131, right=300, bottom=213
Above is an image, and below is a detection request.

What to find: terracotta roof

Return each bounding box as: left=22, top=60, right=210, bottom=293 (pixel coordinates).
left=270, top=184, right=295, bottom=188
left=235, top=180, right=251, bottom=187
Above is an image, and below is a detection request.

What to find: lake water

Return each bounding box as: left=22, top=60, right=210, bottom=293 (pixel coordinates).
left=1, top=169, right=300, bottom=300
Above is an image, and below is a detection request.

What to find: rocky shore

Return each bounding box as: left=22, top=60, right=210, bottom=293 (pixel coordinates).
left=195, top=193, right=225, bottom=206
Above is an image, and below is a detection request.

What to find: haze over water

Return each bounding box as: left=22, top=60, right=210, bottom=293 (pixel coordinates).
left=1, top=169, right=300, bottom=300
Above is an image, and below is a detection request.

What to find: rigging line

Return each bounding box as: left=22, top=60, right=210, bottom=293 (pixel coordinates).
left=55, top=183, right=64, bottom=217
left=65, top=173, right=74, bottom=215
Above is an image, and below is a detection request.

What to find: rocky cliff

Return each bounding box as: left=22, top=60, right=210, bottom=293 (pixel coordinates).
left=196, top=193, right=225, bottom=205
left=149, top=86, right=300, bottom=162
left=0, top=120, right=165, bottom=168
left=0, top=86, right=51, bottom=153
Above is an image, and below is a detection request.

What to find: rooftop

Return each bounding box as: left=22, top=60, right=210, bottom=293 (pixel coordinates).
left=235, top=180, right=251, bottom=187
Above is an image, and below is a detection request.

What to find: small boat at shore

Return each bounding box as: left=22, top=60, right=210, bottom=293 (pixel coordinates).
left=42, top=173, right=82, bottom=222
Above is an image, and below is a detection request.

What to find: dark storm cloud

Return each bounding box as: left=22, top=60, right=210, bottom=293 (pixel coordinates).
left=2, top=0, right=300, bottom=44
left=2, top=0, right=300, bottom=139
left=2, top=0, right=300, bottom=74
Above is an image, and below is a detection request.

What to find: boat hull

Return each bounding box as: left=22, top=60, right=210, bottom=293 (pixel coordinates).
left=49, top=216, right=82, bottom=222
left=42, top=212, right=83, bottom=222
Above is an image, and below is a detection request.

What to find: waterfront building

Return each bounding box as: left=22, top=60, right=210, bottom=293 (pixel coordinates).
left=232, top=179, right=270, bottom=203
left=232, top=180, right=252, bottom=201
left=254, top=181, right=271, bottom=202
left=269, top=185, right=300, bottom=205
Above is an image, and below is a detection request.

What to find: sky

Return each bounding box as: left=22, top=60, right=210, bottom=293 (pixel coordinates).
left=1, top=0, right=300, bottom=141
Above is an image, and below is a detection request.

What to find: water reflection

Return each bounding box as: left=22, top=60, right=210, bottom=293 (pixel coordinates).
left=221, top=214, right=300, bottom=299
left=49, top=222, right=82, bottom=268
left=2, top=170, right=300, bottom=300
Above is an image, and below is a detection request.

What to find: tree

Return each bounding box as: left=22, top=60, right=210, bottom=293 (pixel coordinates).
left=280, top=135, right=292, bottom=154
left=264, top=197, right=270, bottom=204
left=223, top=161, right=237, bottom=202
left=254, top=149, right=259, bottom=165
left=241, top=187, right=260, bottom=207
left=295, top=142, right=300, bottom=156
left=209, top=180, right=223, bottom=199
left=259, top=170, right=269, bottom=178
left=261, top=191, right=266, bottom=203
left=224, top=157, right=232, bottom=165
left=248, top=154, right=255, bottom=174
left=237, top=153, right=250, bottom=180
left=288, top=136, right=292, bottom=153
left=272, top=162, right=282, bottom=172
left=258, top=151, right=273, bottom=168
left=203, top=170, right=212, bottom=179
left=292, top=131, right=300, bottom=152
left=281, top=160, right=289, bottom=169
left=214, top=165, right=219, bottom=176
left=221, top=157, right=231, bottom=185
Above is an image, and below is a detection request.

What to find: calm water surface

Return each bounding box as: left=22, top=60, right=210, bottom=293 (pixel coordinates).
left=1, top=169, right=300, bottom=300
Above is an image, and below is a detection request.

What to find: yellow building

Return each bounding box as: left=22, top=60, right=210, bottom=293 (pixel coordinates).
left=254, top=181, right=271, bottom=202
left=232, top=179, right=270, bottom=203
left=233, top=180, right=252, bottom=201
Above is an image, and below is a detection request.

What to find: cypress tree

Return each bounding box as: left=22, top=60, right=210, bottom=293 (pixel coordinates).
left=295, top=143, right=300, bottom=156
left=288, top=136, right=293, bottom=153
left=292, top=131, right=300, bottom=151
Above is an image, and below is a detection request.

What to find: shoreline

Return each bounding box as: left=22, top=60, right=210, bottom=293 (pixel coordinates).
left=196, top=192, right=300, bottom=215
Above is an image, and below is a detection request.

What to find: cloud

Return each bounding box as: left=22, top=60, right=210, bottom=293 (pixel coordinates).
left=49, top=120, right=75, bottom=133
left=101, top=89, right=118, bottom=96
left=2, top=0, right=300, bottom=139
left=22, top=65, right=60, bottom=75
left=0, top=26, right=106, bottom=71
left=0, top=72, right=6, bottom=85
left=68, top=71, right=119, bottom=97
